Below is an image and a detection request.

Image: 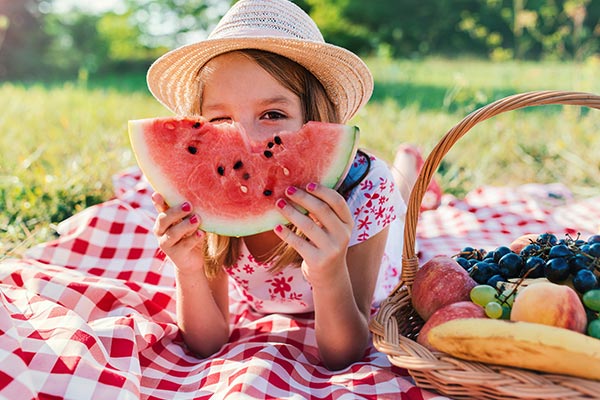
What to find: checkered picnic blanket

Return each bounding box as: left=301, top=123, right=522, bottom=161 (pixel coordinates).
left=2, top=167, right=599, bottom=399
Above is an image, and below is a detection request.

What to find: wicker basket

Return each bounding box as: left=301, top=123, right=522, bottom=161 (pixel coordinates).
left=370, top=91, right=600, bottom=400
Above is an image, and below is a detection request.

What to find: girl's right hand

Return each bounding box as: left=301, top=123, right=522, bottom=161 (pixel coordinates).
left=151, top=192, right=205, bottom=273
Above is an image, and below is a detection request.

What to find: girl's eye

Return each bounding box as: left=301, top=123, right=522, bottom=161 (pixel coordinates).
left=262, top=111, right=285, bottom=120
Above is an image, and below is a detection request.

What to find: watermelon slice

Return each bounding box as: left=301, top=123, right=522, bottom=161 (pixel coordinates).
left=128, top=117, right=359, bottom=237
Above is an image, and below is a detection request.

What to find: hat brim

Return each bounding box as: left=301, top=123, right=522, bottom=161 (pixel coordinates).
left=146, top=37, right=373, bottom=123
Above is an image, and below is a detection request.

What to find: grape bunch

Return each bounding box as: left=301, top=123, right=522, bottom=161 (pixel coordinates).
left=455, top=233, right=600, bottom=338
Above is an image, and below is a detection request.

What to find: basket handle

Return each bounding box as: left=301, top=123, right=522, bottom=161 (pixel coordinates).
left=399, top=90, right=600, bottom=290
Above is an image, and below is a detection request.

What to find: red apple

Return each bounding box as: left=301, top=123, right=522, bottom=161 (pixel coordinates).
left=411, top=255, right=478, bottom=321
left=417, top=301, right=486, bottom=350
left=510, top=281, right=587, bottom=333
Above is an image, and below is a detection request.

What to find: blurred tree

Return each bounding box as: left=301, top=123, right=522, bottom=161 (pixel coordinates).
left=0, top=0, right=51, bottom=79
left=122, top=0, right=228, bottom=48
left=458, top=0, right=599, bottom=60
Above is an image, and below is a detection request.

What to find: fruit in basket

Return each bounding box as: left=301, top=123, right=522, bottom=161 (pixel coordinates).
left=128, top=117, right=358, bottom=236
left=510, top=281, right=587, bottom=333
left=508, top=233, right=539, bottom=254
left=417, top=301, right=485, bottom=350
left=412, top=255, right=478, bottom=321
left=427, top=318, right=600, bottom=380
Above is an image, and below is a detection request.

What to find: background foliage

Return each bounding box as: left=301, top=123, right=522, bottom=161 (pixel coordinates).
left=0, top=0, right=598, bottom=80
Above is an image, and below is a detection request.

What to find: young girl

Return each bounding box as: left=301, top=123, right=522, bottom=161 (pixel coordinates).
left=146, top=0, right=415, bottom=370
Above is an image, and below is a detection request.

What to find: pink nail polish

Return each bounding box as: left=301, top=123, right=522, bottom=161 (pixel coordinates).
left=276, top=199, right=286, bottom=209
left=274, top=224, right=283, bottom=233
left=306, top=182, right=317, bottom=192
left=189, top=214, right=198, bottom=224
left=181, top=202, right=191, bottom=212
left=286, top=186, right=297, bottom=195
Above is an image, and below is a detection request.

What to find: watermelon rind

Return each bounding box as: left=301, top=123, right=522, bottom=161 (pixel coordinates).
left=128, top=118, right=359, bottom=237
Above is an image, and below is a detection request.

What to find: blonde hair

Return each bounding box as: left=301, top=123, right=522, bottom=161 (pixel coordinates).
left=195, top=49, right=340, bottom=278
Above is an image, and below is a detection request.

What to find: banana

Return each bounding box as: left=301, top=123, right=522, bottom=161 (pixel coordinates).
left=427, top=318, right=600, bottom=380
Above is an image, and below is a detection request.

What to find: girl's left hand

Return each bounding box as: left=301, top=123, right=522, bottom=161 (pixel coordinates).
left=273, top=183, right=353, bottom=288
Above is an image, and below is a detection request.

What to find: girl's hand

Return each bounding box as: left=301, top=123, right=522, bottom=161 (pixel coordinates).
left=151, top=192, right=205, bottom=273
left=273, top=183, right=353, bottom=288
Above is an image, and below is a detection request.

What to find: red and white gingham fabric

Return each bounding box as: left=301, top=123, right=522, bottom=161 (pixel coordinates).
left=2, top=167, right=599, bottom=399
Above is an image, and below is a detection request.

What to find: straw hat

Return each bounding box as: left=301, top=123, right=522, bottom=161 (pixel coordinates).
left=146, top=0, right=373, bottom=123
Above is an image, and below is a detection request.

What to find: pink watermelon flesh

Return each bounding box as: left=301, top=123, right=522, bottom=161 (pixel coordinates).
left=128, top=117, right=359, bottom=236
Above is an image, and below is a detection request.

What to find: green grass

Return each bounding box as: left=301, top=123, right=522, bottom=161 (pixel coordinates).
left=1, top=57, right=600, bottom=257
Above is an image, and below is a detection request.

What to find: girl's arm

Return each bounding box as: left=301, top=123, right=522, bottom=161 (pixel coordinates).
left=152, top=193, right=230, bottom=357
left=312, top=228, right=389, bottom=370
left=274, top=184, right=389, bottom=370
left=175, top=264, right=230, bottom=357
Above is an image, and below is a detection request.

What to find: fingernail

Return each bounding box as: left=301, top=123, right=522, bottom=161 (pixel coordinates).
left=181, top=202, right=191, bottom=212
left=274, top=224, right=283, bottom=233
left=189, top=214, right=198, bottom=224
left=306, top=182, right=317, bottom=192
left=286, top=186, right=297, bottom=195
left=276, top=199, right=286, bottom=209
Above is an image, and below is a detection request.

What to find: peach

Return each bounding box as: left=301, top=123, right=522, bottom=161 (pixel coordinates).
left=510, top=281, right=587, bottom=333
left=509, top=233, right=539, bottom=254
left=411, top=255, right=478, bottom=321
left=417, top=301, right=486, bottom=350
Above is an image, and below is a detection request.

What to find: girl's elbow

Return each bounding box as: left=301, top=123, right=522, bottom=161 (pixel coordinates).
left=183, top=326, right=230, bottom=358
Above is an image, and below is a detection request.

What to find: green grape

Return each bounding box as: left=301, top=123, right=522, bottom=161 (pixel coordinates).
left=485, top=301, right=503, bottom=319
left=587, top=319, right=600, bottom=339
left=470, top=285, right=497, bottom=307
left=583, top=289, right=600, bottom=312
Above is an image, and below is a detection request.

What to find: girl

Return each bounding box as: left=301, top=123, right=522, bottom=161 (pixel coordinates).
left=146, top=0, right=414, bottom=370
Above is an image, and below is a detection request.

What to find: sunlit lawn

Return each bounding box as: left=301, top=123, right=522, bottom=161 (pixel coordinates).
left=1, top=57, right=599, bottom=256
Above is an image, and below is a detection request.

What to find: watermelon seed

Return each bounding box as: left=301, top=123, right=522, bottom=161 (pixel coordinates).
left=263, top=150, right=273, bottom=158
left=187, top=146, right=198, bottom=154
left=267, top=141, right=274, bottom=149
left=233, top=160, right=243, bottom=169
left=282, top=167, right=290, bottom=176
left=274, top=136, right=282, bottom=145
left=243, top=173, right=250, bottom=180
left=263, top=189, right=273, bottom=196
left=240, top=185, right=248, bottom=193
left=217, top=166, right=225, bottom=176
left=192, top=122, right=201, bottom=128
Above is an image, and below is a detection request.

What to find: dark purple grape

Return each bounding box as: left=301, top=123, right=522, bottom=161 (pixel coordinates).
left=520, top=243, right=541, bottom=258
left=455, top=257, right=470, bottom=271
left=486, top=274, right=506, bottom=288
left=572, top=269, right=598, bottom=293
left=587, top=235, right=600, bottom=244
left=537, top=233, right=558, bottom=246
left=524, top=256, right=545, bottom=278
left=498, top=253, right=524, bottom=278
left=544, top=258, right=570, bottom=282
left=460, top=246, right=480, bottom=260
left=483, top=250, right=497, bottom=262
left=493, top=246, right=513, bottom=263
left=548, top=244, right=573, bottom=259
left=568, top=254, right=593, bottom=274
left=469, top=262, right=500, bottom=284
left=588, top=243, right=600, bottom=258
